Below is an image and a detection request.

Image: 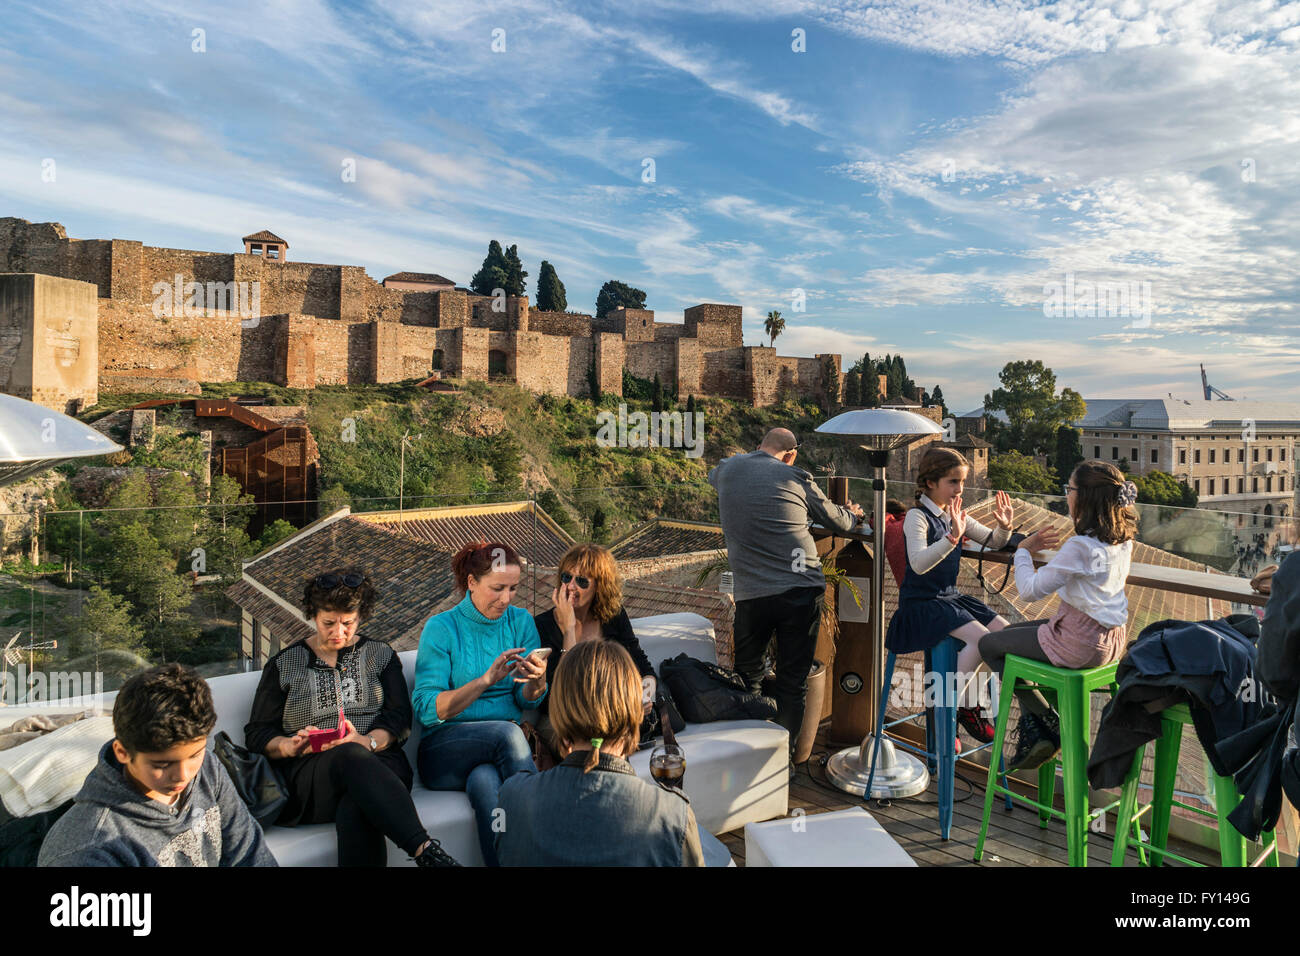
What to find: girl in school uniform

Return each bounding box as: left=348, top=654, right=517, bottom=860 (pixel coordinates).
left=980, top=460, right=1137, bottom=770
left=887, top=448, right=1016, bottom=742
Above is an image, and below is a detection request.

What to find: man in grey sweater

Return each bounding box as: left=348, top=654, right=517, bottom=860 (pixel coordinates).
left=708, top=428, right=863, bottom=740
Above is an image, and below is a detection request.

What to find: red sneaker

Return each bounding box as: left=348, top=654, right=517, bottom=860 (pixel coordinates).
left=957, top=706, right=995, bottom=743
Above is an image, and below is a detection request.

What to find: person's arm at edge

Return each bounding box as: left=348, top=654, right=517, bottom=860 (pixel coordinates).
left=802, top=472, right=859, bottom=533
left=1012, top=537, right=1083, bottom=603
left=243, top=656, right=288, bottom=755
left=904, top=508, right=955, bottom=575
left=367, top=646, right=412, bottom=747
left=610, top=609, right=655, bottom=678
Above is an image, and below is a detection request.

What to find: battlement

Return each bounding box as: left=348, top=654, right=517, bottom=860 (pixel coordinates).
left=0, top=217, right=838, bottom=410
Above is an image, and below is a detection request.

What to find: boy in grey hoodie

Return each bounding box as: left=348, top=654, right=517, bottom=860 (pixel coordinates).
left=39, top=663, right=276, bottom=867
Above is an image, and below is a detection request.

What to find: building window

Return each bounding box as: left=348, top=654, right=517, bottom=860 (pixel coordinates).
left=1195, top=479, right=1201, bottom=494
left=1209, top=478, right=1216, bottom=495
left=1237, top=477, right=1244, bottom=494
left=431, top=348, right=444, bottom=371
left=1131, top=447, right=1138, bottom=461
left=1283, top=448, right=1288, bottom=462
left=1266, top=476, right=1273, bottom=492
left=1094, top=446, right=1100, bottom=458
left=1179, top=449, right=1186, bottom=464
left=1209, top=449, right=1216, bottom=464
left=1194, top=449, right=1201, bottom=464
left=1253, top=448, right=1259, bottom=462
left=1151, top=448, right=1158, bottom=464
left=1267, top=447, right=1274, bottom=461
left=1238, top=448, right=1245, bottom=463
left=1111, top=447, right=1118, bottom=460
left=267, top=247, right=280, bottom=260
left=1253, top=477, right=1259, bottom=492
left=250, top=243, right=263, bottom=255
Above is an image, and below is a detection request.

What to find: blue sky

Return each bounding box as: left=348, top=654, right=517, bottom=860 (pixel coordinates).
left=3, top=0, right=1299, bottom=411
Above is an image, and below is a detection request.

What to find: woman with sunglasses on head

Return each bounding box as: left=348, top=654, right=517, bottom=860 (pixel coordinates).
left=532, top=543, right=657, bottom=760
left=244, top=568, right=460, bottom=867
left=412, top=541, right=547, bottom=867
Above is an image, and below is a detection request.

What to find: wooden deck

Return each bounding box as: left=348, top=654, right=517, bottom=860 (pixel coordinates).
left=719, top=754, right=1222, bottom=867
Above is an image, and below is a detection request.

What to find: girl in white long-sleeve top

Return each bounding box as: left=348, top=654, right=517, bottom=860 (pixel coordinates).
left=980, top=460, right=1138, bottom=771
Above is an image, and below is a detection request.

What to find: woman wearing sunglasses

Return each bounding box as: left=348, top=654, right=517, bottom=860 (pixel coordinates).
left=244, top=568, right=460, bottom=867
left=532, top=543, right=657, bottom=761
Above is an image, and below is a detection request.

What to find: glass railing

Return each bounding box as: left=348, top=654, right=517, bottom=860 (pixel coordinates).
left=1, top=476, right=1292, bottom=858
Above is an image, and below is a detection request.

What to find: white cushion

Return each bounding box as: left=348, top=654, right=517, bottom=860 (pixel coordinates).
left=38, top=612, right=786, bottom=866
left=744, top=807, right=916, bottom=867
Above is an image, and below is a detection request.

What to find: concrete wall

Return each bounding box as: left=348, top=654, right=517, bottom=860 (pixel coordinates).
left=0, top=272, right=100, bottom=412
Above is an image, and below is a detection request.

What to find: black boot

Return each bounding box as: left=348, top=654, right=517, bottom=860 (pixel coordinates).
left=414, top=838, right=461, bottom=867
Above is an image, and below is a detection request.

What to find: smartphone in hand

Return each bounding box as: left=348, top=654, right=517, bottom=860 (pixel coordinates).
left=308, top=708, right=347, bottom=752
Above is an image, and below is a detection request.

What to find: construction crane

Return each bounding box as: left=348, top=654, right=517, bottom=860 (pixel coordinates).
left=1201, top=364, right=1235, bottom=401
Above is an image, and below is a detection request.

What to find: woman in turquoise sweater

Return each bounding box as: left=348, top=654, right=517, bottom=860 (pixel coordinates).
left=413, top=540, right=547, bottom=866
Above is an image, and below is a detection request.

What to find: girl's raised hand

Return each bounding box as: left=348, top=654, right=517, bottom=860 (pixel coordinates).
left=1017, top=527, right=1061, bottom=554
left=947, top=496, right=967, bottom=540
left=994, top=490, right=1015, bottom=530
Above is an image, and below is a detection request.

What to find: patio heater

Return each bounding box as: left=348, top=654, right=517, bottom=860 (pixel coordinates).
left=0, top=394, right=122, bottom=486
left=816, top=408, right=942, bottom=798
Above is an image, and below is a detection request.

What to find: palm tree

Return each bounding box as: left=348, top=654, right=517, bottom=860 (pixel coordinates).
left=764, top=310, right=785, bottom=347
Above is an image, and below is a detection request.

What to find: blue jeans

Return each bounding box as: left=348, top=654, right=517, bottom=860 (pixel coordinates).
left=417, top=720, right=534, bottom=867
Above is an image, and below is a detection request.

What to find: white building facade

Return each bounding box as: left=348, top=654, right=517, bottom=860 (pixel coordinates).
left=1079, top=399, right=1300, bottom=523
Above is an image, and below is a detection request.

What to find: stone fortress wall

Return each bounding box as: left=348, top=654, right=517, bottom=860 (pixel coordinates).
left=0, top=218, right=840, bottom=413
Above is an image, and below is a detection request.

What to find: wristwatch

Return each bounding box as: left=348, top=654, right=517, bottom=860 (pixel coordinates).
left=368, top=736, right=378, bottom=752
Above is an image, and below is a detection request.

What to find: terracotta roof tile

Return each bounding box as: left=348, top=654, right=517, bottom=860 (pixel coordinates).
left=357, top=502, right=574, bottom=566
left=609, top=518, right=728, bottom=560
left=229, top=515, right=457, bottom=650
left=242, top=230, right=287, bottom=245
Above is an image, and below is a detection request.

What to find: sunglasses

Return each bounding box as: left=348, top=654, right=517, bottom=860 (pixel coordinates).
left=315, top=572, right=365, bottom=589
left=560, top=571, right=591, bottom=589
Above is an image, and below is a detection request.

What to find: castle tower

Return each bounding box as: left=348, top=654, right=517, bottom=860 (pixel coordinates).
left=242, top=230, right=288, bottom=261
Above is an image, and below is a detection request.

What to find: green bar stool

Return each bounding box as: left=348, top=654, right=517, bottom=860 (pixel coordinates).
left=974, top=655, right=1123, bottom=867
left=1110, top=703, right=1280, bottom=867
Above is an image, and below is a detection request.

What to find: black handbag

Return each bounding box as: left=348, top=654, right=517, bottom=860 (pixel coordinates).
left=972, top=525, right=1027, bottom=595
left=213, top=731, right=288, bottom=827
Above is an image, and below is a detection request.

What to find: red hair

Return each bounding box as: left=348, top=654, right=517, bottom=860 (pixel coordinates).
left=450, top=540, right=523, bottom=591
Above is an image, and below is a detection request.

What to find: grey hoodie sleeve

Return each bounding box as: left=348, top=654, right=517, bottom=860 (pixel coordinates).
left=213, top=758, right=278, bottom=867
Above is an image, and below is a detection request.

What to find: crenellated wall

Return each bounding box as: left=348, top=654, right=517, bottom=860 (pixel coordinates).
left=0, top=218, right=835, bottom=408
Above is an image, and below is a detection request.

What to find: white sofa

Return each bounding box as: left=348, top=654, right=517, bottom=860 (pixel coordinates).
left=204, top=611, right=787, bottom=865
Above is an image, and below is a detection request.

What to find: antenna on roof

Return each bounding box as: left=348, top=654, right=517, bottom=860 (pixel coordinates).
left=1200, top=363, right=1234, bottom=401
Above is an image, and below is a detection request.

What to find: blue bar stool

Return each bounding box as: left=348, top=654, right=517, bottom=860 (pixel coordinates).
left=867, top=636, right=1012, bottom=839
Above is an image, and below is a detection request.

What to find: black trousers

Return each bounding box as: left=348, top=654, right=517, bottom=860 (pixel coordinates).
left=978, top=620, right=1055, bottom=717
left=733, top=586, right=824, bottom=740
left=278, top=743, right=428, bottom=867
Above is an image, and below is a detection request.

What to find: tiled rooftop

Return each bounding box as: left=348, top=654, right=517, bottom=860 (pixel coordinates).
left=609, top=518, right=728, bottom=560
left=358, top=501, right=575, bottom=566
left=231, top=514, right=457, bottom=649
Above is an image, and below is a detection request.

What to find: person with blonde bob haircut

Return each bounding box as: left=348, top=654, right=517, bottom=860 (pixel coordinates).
left=533, top=543, right=658, bottom=759
left=495, top=640, right=711, bottom=866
